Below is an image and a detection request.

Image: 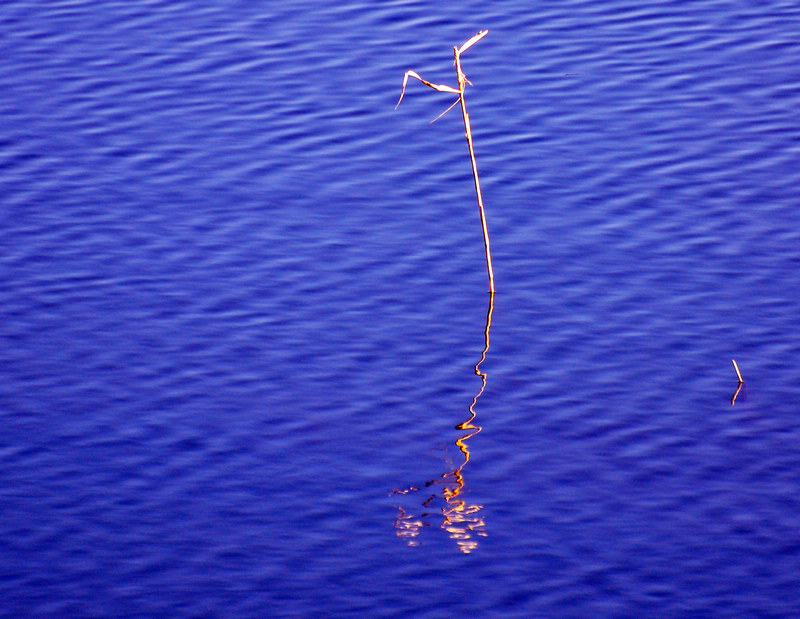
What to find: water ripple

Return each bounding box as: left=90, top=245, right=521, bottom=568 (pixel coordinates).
left=2, top=0, right=800, bottom=616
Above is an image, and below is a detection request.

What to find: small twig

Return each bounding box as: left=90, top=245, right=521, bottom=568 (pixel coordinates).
left=732, top=359, right=743, bottom=383
left=395, top=70, right=459, bottom=109
left=429, top=98, right=460, bottom=124
left=730, top=359, right=744, bottom=406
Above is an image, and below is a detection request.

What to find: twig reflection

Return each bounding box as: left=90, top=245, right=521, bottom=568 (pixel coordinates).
left=392, top=293, right=494, bottom=553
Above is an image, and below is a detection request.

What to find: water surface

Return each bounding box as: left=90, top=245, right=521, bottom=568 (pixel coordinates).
left=2, top=0, right=800, bottom=615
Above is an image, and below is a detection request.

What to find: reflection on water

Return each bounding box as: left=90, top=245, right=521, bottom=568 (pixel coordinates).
left=392, top=293, right=493, bottom=553
left=730, top=379, right=745, bottom=406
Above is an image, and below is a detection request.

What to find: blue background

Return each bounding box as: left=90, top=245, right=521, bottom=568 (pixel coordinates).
left=2, top=1, right=800, bottom=615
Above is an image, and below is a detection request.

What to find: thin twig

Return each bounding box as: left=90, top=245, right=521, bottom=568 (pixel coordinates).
left=732, top=359, right=743, bottom=383
left=730, top=359, right=744, bottom=405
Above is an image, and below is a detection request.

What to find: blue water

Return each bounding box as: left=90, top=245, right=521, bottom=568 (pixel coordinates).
left=2, top=0, right=800, bottom=615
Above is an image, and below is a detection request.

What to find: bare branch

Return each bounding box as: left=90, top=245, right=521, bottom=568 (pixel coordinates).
left=396, top=70, right=459, bottom=109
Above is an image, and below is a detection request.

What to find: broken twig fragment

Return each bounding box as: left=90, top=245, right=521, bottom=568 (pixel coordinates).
left=730, top=359, right=744, bottom=406
left=396, top=30, right=494, bottom=293
left=732, top=359, right=743, bottom=383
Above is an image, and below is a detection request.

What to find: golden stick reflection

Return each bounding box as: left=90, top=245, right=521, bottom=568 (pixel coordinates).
left=392, top=293, right=494, bottom=553
left=730, top=380, right=743, bottom=406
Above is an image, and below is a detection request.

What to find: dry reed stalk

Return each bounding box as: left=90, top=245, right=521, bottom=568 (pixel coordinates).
left=396, top=30, right=495, bottom=293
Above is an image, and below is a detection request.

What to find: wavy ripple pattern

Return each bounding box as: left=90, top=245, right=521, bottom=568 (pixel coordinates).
left=1, top=0, right=800, bottom=616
